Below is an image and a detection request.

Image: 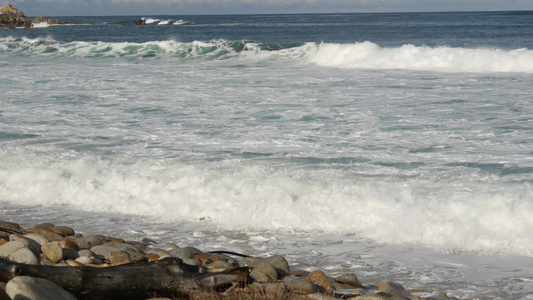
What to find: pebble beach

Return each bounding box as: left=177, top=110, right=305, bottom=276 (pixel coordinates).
left=0, top=220, right=458, bottom=300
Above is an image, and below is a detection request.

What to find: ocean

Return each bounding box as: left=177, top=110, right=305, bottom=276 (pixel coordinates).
left=1, top=11, right=533, bottom=298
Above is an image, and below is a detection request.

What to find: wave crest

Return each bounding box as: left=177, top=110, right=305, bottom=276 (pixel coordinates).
left=2, top=37, right=533, bottom=73
left=310, top=41, right=533, bottom=73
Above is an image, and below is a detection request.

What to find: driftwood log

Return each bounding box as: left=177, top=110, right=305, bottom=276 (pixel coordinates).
left=0, top=257, right=250, bottom=300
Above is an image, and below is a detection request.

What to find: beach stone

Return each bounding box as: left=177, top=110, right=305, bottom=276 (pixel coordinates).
left=60, top=239, right=81, bottom=251
left=25, top=227, right=64, bottom=241
left=378, top=281, right=411, bottom=299
left=75, top=256, right=96, bottom=265
left=9, top=247, right=40, bottom=265
left=159, top=242, right=180, bottom=251
left=207, top=260, right=232, bottom=269
left=141, top=237, right=157, bottom=245
left=107, top=236, right=125, bottom=243
left=307, top=270, right=333, bottom=294
left=283, top=276, right=318, bottom=294
left=334, top=288, right=366, bottom=297
left=9, top=234, right=41, bottom=256
left=126, top=241, right=149, bottom=252
left=51, top=226, right=75, bottom=237
left=0, top=220, right=23, bottom=233
left=24, top=233, right=52, bottom=245
left=0, top=240, right=40, bottom=264
left=248, top=255, right=290, bottom=278
left=251, top=261, right=278, bottom=280
left=250, top=269, right=276, bottom=283
left=183, top=258, right=200, bottom=266
left=79, top=235, right=108, bottom=246
left=307, top=293, right=337, bottom=300
left=336, top=273, right=363, bottom=288
left=62, top=247, right=80, bottom=260
left=41, top=241, right=64, bottom=263
left=169, top=247, right=196, bottom=260
left=65, top=259, right=83, bottom=267
left=330, top=281, right=352, bottom=291
left=6, top=276, right=77, bottom=300
left=78, top=249, right=96, bottom=257
left=147, top=254, right=160, bottom=261
left=91, top=244, right=120, bottom=261
left=76, top=240, right=92, bottom=250
left=249, top=282, right=287, bottom=296
left=110, top=242, right=145, bottom=262
left=195, top=252, right=214, bottom=264
left=110, top=251, right=131, bottom=265
left=147, top=248, right=172, bottom=259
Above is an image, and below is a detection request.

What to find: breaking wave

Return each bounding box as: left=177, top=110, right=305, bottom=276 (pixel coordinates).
left=1, top=36, right=533, bottom=73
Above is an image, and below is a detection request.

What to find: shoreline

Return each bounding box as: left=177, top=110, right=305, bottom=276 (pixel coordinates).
left=0, top=219, right=457, bottom=300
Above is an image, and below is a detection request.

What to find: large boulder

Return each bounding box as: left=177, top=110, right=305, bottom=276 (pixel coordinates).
left=6, top=276, right=77, bottom=300
left=0, top=4, right=32, bottom=29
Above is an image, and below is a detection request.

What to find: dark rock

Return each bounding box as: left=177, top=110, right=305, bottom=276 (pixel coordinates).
left=0, top=5, right=32, bottom=29
left=33, top=16, right=62, bottom=25
left=133, top=18, right=146, bottom=26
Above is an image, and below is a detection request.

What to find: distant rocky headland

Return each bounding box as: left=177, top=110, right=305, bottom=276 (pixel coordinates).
left=0, top=4, right=82, bottom=29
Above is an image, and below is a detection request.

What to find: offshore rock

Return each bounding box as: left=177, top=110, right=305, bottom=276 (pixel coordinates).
left=133, top=18, right=146, bottom=26
left=0, top=5, right=32, bottom=29
left=6, top=276, right=77, bottom=300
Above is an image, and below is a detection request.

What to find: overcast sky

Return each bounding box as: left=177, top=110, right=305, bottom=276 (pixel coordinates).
left=2, top=0, right=532, bottom=17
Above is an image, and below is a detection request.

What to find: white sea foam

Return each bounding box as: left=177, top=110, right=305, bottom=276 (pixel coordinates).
left=2, top=37, right=533, bottom=73
left=141, top=17, right=160, bottom=24
left=32, top=22, right=51, bottom=28
left=308, top=42, right=533, bottom=73
left=0, top=147, right=532, bottom=257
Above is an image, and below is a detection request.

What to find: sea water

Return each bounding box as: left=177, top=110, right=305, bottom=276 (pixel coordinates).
left=1, top=12, right=533, bottom=299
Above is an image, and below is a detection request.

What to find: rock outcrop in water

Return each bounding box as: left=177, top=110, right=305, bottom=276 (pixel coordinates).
left=133, top=18, right=146, bottom=26
left=0, top=4, right=32, bottom=29
left=33, top=16, right=68, bottom=25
